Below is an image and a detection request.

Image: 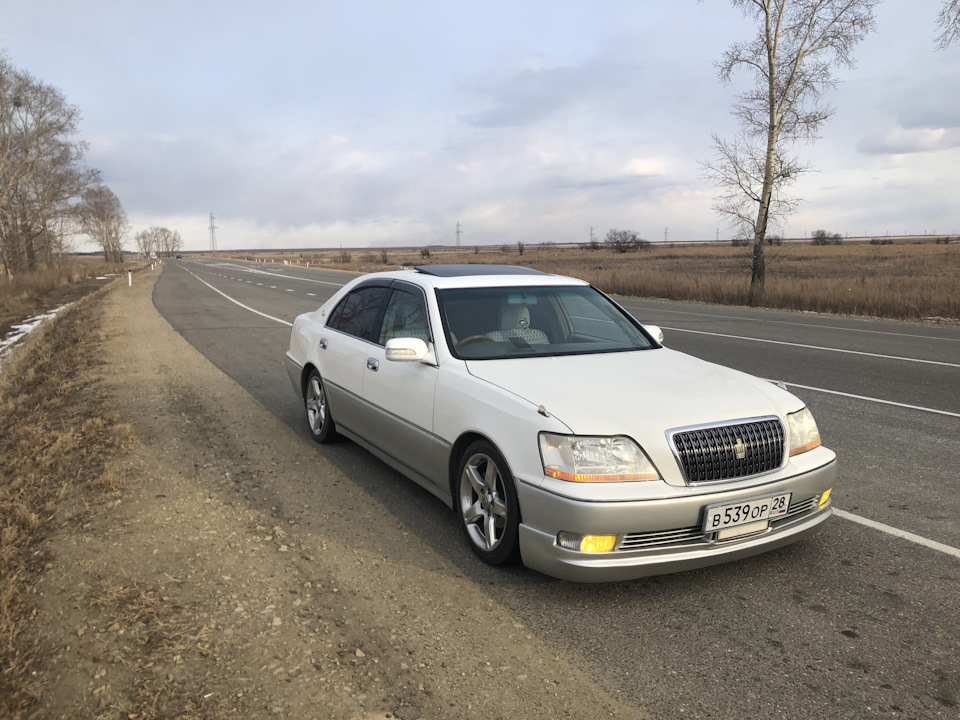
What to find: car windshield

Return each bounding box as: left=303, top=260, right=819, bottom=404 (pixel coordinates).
left=437, top=285, right=656, bottom=359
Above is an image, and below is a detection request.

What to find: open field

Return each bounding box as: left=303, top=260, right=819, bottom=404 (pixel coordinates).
left=0, top=257, right=131, bottom=334
left=212, top=241, right=960, bottom=322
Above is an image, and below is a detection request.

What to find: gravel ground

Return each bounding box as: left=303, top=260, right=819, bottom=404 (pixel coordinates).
left=28, top=271, right=645, bottom=719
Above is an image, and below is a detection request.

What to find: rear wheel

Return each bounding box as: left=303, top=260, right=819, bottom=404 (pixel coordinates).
left=456, top=440, right=520, bottom=565
left=304, top=369, right=338, bottom=443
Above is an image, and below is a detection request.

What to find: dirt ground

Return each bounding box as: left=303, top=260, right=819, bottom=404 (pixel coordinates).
left=12, top=270, right=645, bottom=719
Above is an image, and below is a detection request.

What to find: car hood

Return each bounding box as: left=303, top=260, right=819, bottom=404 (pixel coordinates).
left=465, top=348, right=802, bottom=438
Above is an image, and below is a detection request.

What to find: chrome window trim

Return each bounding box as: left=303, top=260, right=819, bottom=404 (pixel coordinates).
left=389, top=279, right=436, bottom=346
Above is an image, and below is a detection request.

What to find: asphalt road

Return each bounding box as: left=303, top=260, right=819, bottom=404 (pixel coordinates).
left=154, top=257, right=960, bottom=720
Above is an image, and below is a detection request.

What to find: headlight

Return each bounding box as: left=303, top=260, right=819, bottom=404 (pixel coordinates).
left=539, top=433, right=660, bottom=482
left=786, top=407, right=821, bottom=456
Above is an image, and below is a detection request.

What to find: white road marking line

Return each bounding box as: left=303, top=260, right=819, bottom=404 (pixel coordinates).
left=834, top=509, right=960, bottom=560
left=198, top=260, right=344, bottom=286
left=307, top=293, right=316, bottom=296
left=622, top=302, right=960, bottom=343
left=269, top=286, right=277, bottom=289
left=663, top=326, right=960, bottom=368
left=183, top=268, right=292, bottom=327
left=285, top=288, right=294, bottom=292
left=782, top=382, right=960, bottom=418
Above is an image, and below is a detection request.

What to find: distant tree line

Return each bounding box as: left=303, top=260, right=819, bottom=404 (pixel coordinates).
left=0, top=52, right=145, bottom=275
left=135, top=225, right=183, bottom=258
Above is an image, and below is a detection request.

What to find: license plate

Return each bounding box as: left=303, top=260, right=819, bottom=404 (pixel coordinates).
left=703, top=492, right=791, bottom=534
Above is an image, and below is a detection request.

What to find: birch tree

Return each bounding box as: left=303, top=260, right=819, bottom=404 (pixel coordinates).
left=79, top=184, right=127, bottom=263
left=701, top=0, right=878, bottom=305
left=937, top=0, right=960, bottom=48
left=1, top=53, right=97, bottom=275
left=135, top=225, right=182, bottom=257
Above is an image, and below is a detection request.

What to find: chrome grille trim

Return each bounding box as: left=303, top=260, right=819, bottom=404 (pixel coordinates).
left=668, top=416, right=786, bottom=485
left=619, top=526, right=703, bottom=550
left=616, top=494, right=821, bottom=551
left=782, top=496, right=818, bottom=518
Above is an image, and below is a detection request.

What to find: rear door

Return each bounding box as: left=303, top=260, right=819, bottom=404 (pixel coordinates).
left=320, top=284, right=391, bottom=435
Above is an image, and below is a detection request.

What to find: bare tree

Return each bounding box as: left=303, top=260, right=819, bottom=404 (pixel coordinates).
left=810, top=228, right=843, bottom=245
left=604, top=228, right=648, bottom=253
left=135, top=226, right=181, bottom=257
left=700, top=0, right=878, bottom=305
left=936, top=0, right=960, bottom=48
left=0, top=53, right=98, bottom=276
left=135, top=227, right=156, bottom=257
left=79, top=184, right=127, bottom=263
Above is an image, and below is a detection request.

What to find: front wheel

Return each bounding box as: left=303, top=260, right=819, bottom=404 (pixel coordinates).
left=456, top=440, right=521, bottom=565
left=304, top=369, right=339, bottom=443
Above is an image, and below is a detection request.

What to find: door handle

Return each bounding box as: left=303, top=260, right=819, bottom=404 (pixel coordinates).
left=319, top=338, right=328, bottom=350
left=366, top=357, right=379, bottom=372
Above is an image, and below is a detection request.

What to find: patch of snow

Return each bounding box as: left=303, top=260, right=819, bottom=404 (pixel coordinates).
left=0, top=305, right=70, bottom=372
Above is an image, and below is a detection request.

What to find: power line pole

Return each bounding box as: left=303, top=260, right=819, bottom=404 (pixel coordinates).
left=455, top=222, right=462, bottom=248
left=664, top=227, right=668, bottom=243
left=209, top=213, right=218, bottom=254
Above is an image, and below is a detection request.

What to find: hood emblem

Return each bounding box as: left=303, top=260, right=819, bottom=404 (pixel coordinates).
left=734, top=438, right=746, bottom=460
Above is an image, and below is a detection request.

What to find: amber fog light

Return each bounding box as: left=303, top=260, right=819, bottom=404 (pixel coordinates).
left=557, top=532, right=618, bottom=553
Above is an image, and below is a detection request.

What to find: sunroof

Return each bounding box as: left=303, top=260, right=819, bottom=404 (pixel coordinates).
left=415, top=264, right=548, bottom=277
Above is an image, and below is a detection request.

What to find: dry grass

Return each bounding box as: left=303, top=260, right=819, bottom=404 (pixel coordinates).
left=0, top=281, right=236, bottom=719
left=226, top=241, right=960, bottom=321
left=0, top=288, right=137, bottom=716
left=0, top=257, right=126, bottom=318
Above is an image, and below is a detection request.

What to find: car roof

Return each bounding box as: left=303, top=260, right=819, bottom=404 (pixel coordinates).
left=415, top=264, right=548, bottom=277
left=352, top=265, right=588, bottom=291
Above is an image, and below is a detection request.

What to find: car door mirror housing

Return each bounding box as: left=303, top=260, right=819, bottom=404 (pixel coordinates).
left=385, top=337, right=429, bottom=362
left=643, top=324, right=664, bottom=344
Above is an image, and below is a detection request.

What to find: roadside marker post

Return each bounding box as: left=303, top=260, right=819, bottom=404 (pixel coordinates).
left=128, top=271, right=132, bottom=287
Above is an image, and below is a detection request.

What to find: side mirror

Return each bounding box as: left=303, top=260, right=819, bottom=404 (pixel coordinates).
left=385, top=337, right=430, bottom=362
left=643, top=324, right=664, bottom=344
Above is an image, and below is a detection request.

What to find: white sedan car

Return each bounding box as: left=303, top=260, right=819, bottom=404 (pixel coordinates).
left=285, top=265, right=836, bottom=582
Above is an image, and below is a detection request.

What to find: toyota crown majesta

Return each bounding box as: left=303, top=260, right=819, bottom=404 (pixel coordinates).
left=285, top=264, right=836, bottom=582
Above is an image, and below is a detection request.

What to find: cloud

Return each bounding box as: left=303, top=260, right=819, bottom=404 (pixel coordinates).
left=459, top=55, right=642, bottom=129
left=857, top=127, right=960, bottom=155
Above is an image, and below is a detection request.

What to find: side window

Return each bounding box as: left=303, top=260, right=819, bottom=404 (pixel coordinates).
left=327, top=286, right=391, bottom=341
left=378, top=289, right=429, bottom=345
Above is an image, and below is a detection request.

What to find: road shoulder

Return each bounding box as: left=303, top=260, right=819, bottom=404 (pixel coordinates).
left=30, top=267, right=643, bottom=718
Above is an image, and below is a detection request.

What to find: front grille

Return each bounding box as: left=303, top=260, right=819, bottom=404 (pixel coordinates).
left=670, top=418, right=785, bottom=484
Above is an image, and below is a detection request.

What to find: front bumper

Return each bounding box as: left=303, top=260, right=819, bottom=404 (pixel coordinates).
left=516, top=457, right=837, bottom=583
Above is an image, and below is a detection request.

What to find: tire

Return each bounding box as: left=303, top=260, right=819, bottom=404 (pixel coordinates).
left=456, top=440, right=521, bottom=565
left=304, top=369, right=339, bottom=443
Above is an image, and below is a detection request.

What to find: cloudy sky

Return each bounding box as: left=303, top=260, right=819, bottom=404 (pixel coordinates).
left=3, top=0, right=958, bottom=251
